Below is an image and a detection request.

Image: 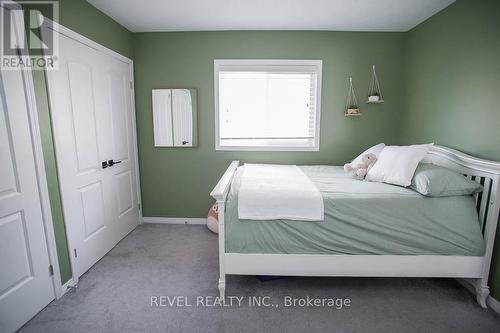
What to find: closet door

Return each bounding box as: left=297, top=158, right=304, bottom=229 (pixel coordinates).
left=46, top=32, right=139, bottom=279
left=104, top=55, right=140, bottom=244
left=0, top=54, right=54, bottom=333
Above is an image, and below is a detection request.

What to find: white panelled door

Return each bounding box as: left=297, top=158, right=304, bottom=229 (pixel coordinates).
left=46, top=32, right=140, bottom=280
left=106, top=54, right=140, bottom=244
left=0, top=57, right=54, bottom=332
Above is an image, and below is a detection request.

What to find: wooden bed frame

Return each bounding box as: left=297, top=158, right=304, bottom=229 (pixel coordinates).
left=210, top=145, right=500, bottom=307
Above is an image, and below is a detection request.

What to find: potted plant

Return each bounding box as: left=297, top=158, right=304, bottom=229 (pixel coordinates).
left=347, top=105, right=360, bottom=115
left=368, top=92, right=380, bottom=102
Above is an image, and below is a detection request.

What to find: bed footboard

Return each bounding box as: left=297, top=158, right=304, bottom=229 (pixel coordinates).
left=210, top=161, right=240, bottom=298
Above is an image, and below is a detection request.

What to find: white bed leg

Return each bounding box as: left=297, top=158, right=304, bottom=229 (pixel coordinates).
left=475, top=281, right=489, bottom=308
left=217, top=199, right=228, bottom=301
left=218, top=277, right=226, bottom=299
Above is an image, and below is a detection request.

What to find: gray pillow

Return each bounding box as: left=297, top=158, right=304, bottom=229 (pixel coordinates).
left=410, top=163, right=483, bottom=197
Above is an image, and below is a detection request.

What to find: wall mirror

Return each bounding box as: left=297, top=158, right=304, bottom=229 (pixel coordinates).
left=152, top=88, right=198, bottom=147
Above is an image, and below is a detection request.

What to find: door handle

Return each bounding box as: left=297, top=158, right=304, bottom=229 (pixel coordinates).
left=108, top=159, right=122, bottom=167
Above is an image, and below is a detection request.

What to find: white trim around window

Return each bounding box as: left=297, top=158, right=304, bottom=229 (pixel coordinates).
left=214, top=59, right=322, bottom=151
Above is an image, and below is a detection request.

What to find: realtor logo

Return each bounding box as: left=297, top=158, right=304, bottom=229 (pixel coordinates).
left=1, top=0, right=59, bottom=70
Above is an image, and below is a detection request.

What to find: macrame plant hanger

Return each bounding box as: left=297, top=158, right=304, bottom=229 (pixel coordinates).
left=345, top=77, right=360, bottom=116
left=367, top=65, right=384, bottom=103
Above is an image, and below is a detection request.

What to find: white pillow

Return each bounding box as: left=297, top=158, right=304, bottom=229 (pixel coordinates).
left=350, top=143, right=385, bottom=166
left=366, top=143, right=434, bottom=186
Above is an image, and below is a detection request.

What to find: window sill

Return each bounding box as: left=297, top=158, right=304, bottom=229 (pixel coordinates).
left=215, top=145, right=320, bottom=152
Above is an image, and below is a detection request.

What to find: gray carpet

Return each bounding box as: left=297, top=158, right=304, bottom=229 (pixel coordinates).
left=20, top=224, right=500, bottom=333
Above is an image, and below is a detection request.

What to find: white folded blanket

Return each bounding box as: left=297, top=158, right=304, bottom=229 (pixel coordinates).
left=238, top=164, right=324, bottom=221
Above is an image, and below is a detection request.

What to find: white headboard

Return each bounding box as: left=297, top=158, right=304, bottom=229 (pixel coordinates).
left=423, top=145, right=500, bottom=283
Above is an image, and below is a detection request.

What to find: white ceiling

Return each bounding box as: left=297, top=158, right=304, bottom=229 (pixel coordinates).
left=87, top=0, right=455, bottom=32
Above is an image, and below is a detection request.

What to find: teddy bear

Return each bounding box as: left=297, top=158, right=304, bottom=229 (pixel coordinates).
left=344, top=153, right=378, bottom=180
left=206, top=203, right=219, bottom=234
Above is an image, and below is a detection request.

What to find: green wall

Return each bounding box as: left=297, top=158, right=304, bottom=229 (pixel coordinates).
left=402, top=0, right=500, bottom=298
left=402, top=0, right=500, bottom=160
left=25, top=0, right=133, bottom=283
left=133, top=31, right=406, bottom=217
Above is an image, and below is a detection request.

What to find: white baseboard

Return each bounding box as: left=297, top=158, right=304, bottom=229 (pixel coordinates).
left=456, top=278, right=500, bottom=314
left=143, top=217, right=206, bottom=225
left=57, top=278, right=75, bottom=299
left=487, top=295, right=500, bottom=314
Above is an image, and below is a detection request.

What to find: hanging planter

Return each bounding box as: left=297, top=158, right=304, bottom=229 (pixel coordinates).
left=346, top=105, right=360, bottom=115
left=345, top=77, right=361, bottom=116
left=366, top=65, right=384, bottom=103
left=368, top=92, right=380, bottom=102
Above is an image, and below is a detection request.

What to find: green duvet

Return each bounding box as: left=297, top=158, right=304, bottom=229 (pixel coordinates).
left=225, top=166, right=484, bottom=256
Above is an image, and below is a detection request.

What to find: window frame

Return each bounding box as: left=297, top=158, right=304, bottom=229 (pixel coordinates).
left=214, top=59, right=322, bottom=151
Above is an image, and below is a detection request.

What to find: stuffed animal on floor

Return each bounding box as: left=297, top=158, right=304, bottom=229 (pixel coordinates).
left=207, top=203, right=219, bottom=234
left=344, top=153, right=378, bottom=180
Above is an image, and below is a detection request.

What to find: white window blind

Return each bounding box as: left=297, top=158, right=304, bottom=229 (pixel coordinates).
left=214, top=60, right=322, bottom=151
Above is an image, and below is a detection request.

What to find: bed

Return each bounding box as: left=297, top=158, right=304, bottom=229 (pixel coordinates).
left=210, top=145, right=500, bottom=307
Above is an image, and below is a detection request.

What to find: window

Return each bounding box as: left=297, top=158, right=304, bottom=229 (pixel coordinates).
left=214, top=59, right=322, bottom=151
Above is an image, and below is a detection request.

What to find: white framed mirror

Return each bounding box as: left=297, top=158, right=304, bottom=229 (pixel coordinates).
left=152, top=88, right=198, bottom=147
